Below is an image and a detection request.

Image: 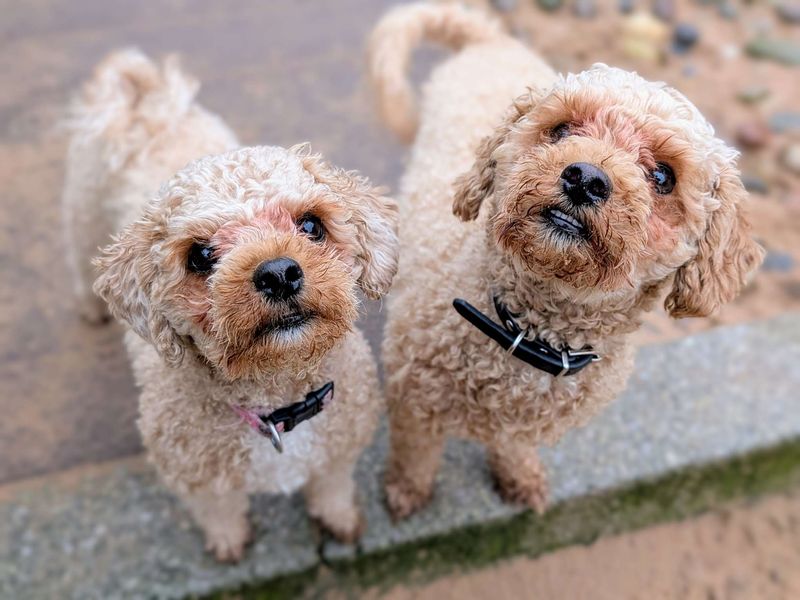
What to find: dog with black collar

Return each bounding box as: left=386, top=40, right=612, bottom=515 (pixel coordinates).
left=368, top=3, right=763, bottom=519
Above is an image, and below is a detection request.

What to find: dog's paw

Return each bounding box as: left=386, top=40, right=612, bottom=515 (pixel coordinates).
left=384, top=475, right=433, bottom=521
left=492, top=469, right=549, bottom=515
left=315, top=508, right=365, bottom=544
left=203, top=521, right=252, bottom=563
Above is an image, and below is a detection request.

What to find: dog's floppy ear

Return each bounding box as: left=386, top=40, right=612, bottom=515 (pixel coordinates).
left=93, top=207, right=187, bottom=365
left=296, top=145, right=399, bottom=299
left=452, top=92, right=537, bottom=221
left=346, top=183, right=399, bottom=299
left=664, top=167, right=764, bottom=318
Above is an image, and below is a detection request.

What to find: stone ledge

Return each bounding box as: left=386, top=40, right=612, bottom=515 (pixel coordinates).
left=2, top=314, right=799, bottom=599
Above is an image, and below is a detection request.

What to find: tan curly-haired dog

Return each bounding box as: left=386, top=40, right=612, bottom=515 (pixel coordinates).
left=368, top=3, right=763, bottom=519
left=63, top=50, right=398, bottom=560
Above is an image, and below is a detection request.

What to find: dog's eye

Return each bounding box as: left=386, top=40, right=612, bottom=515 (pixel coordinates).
left=297, top=213, right=325, bottom=242
left=651, top=163, right=676, bottom=195
left=187, top=242, right=217, bottom=274
left=550, top=123, right=571, bottom=142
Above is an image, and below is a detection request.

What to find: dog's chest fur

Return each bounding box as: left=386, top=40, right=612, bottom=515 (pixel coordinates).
left=241, top=415, right=330, bottom=495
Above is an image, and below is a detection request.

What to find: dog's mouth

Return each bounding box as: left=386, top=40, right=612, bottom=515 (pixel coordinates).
left=541, top=207, right=588, bottom=239
left=253, top=311, right=315, bottom=340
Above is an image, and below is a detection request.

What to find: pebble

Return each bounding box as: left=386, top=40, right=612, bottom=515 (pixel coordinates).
left=719, top=43, right=741, bottom=61
left=742, top=174, right=770, bottom=194
left=574, top=0, right=597, bottom=18
left=746, top=37, right=800, bottom=66
left=718, top=2, right=738, bottom=20
left=619, top=0, right=635, bottom=13
left=490, top=0, right=518, bottom=12
left=652, top=0, right=675, bottom=22
left=682, top=63, right=697, bottom=77
left=621, top=12, right=669, bottom=62
left=761, top=250, right=795, bottom=272
left=735, top=121, right=771, bottom=150
left=537, top=0, right=563, bottom=11
left=769, top=112, right=800, bottom=133
left=781, top=144, right=800, bottom=175
left=775, top=2, right=800, bottom=24
left=736, top=85, right=770, bottom=105
left=672, top=23, right=700, bottom=53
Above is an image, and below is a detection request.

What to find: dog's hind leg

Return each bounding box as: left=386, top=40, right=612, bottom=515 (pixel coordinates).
left=181, top=488, right=251, bottom=563
left=384, top=402, right=445, bottom=520
left=487, top=437, right=548, bottom=514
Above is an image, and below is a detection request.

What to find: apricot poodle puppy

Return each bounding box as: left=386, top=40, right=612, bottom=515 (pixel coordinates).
left=63, top=50, right=398, bottom=560
left=368, top=3, right=763, bottom=519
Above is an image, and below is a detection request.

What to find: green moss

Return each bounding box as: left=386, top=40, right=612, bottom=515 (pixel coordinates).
left=212, top=438, right=800, bottom=599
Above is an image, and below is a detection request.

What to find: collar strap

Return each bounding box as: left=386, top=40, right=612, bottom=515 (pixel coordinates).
left=235, top=382, right=334, bottom=454
left=453, top=298, right=600, bottom=377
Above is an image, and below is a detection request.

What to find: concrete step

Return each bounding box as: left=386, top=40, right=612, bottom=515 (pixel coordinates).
left=2, top=314, right=799, bottom=599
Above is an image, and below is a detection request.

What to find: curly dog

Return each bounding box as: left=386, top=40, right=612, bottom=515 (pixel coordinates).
left=368, top=3, right=763, bottom=519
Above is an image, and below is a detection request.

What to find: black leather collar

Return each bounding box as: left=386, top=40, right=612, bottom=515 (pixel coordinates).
left=259, top=382, right=334, bottom=453
left=453, top=297, right=600, bottom=377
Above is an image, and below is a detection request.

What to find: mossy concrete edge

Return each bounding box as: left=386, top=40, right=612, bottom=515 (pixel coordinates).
left=214, top=436, right=800, bottom=599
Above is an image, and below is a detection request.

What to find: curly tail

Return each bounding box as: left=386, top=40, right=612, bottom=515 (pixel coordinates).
left=367, top=3, right=504, bottom=143
left=65, top=48, right=200, bottom=171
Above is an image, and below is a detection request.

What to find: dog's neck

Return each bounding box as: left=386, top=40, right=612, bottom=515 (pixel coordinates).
left=188, top=345, right=324, bottom=401
left=483, top=244, right=664, bottom=352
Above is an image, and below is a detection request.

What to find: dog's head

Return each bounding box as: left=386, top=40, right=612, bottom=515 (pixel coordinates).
left=94, top=145, right=398, bottom=379
left=453, top=64, right=763, bottom=315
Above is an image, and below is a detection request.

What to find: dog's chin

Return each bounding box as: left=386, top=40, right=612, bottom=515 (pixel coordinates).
left=216, top=313, right=351, bottom=381
left=498, top=212, right=635, bottom=292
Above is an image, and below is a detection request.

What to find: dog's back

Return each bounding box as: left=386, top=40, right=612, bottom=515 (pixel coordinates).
left=62, top=49, right=237, bottom=322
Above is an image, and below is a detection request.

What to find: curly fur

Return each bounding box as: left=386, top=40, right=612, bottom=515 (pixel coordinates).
left=63, top=50, right=399, bottom=560
left=367, top=3, right=763, bottom=519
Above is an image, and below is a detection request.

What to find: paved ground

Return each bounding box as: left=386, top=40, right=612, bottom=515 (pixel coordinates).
left=0, top=0, right=404, bottom=483
left=378, top=487, right=800, bottom=600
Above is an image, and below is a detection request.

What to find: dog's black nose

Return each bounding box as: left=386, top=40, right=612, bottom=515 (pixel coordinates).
left=560, top=162, right=612, bottom=205
left=253, top=257, right=304, bottom=301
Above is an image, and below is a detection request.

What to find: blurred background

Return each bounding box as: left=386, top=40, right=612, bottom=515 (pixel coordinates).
left=0, top=0, right=798, bottom=598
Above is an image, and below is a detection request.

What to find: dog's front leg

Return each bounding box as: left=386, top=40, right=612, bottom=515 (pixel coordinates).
left=181, top=488, right=251, bottom=562
left=304, top=460, right=364, bottom=543
left=384, top=406, right=445, bottom=520
left=487, top=437, right=548, bottom=514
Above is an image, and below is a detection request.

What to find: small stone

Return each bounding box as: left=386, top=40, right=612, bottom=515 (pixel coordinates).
left=537, top=0, right=563, bottom=11
left=742, top=174, right=770, bottom=194
left=769, top=111, right=800, bottom=133
left=672, top=23, right=700, bottom=53
left=573, top=0, right=597, bottom=18
left=719, top=43, right=741, bottom=61
left=735, top=121, right=771, bottom=150
left=490, top=0, right=518, bottom=13
left=682, top=63, right=698, bottom=77
left=781, top=144, right=800, bottom=175
left=775, top=2, right=800, bottom=24
left=718, top=2, right=738, bottom=20
left=761, top=250, right=795, bottom=272
left=746, top=37, right=800, bottom=66
left=736, top=85, right=770, bottom=105
left=782, top=280, right=800, bottom=300
left=622, top=12, right=669, bottom=62
left=619, top=0, right=635, bottom=13
left=652, top=0, right=675, bottom=22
